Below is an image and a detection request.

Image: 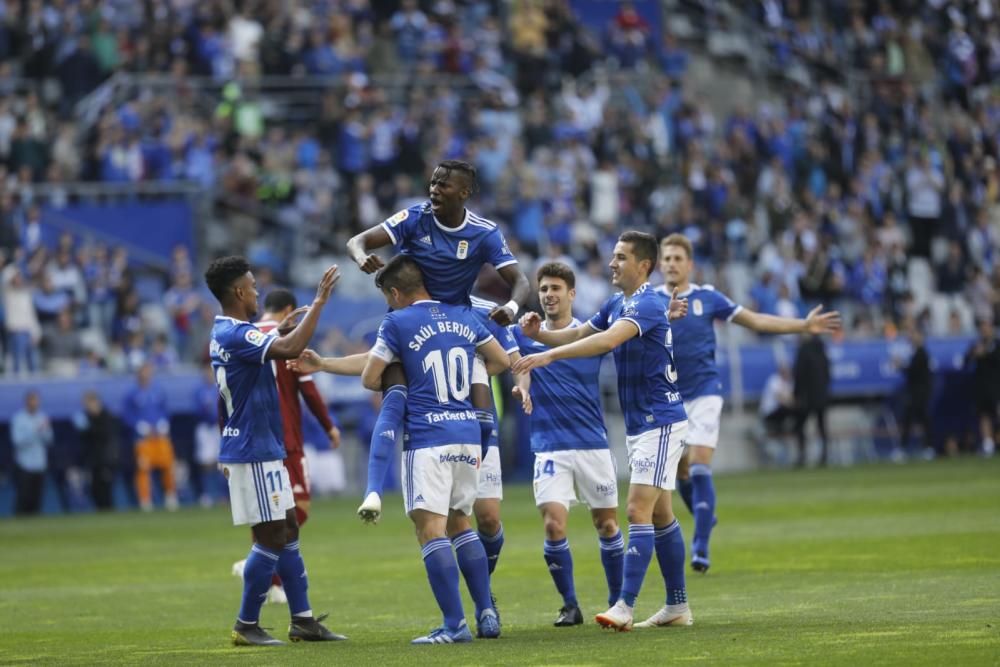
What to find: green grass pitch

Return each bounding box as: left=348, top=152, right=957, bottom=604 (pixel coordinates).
left=1, top=458, right=998, bottom=666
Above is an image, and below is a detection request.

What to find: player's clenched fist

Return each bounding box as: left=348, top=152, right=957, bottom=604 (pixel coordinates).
left=355, top=254, right=385, bottom=274
left=315, top=265, right=340, bottom=303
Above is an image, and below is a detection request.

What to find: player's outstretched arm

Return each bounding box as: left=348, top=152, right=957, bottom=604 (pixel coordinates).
left=267, top=265, right=340, bottom=360
left=288, top=350, right=369, bottom=376
left=347, top=226, right=392, bottom=274
left=490, top=265, right=532, bottom=326
left=513, top=320, right=637, bottom=373
left=361, top=353, right=389, bottom=391
left=479, top=338, right=511, bottom=376
left=731, top=305, right=842, bottom=335
left=517, top=312, right=595, bottom=347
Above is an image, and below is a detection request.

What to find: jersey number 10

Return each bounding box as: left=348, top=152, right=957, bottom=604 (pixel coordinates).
left=422, top=348, right=471, bottom=404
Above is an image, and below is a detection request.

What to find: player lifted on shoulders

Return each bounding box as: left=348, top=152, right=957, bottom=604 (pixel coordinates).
left=231, top=289, right=342, bottom=605
left=345, top=160, right=530, bottom=578
left=206, top=256, right=346, bottom=646
left=514, top=232, right=692, bottom=632
left=509, top=262, right=625, bottom=627
left=361, top=256, right=511, bottom=644
left=657, top=234, right=840, bottom=573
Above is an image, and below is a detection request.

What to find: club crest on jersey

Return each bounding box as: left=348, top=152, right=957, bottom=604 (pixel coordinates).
left=245, top=329, right=267, bottom=347
left=456, top=240, right=469, bottom=259
left=693, top=299, right=703, bottom=316
left=387, top=209, right=408, bottom=227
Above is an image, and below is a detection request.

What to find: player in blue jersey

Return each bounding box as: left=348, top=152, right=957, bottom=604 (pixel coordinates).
left=360, top=255, right=511, bottom=644
left=205, top=256, right=346, bottom=647
left=510, top=262, right=625, bottom=627
left=658, top=234, right=841, bottom=573
left=346, top=160, right=530, bottom=582
left=514, top=231, right=693, bottom=632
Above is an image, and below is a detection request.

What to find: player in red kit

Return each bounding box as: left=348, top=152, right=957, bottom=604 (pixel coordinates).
left=231, top=288, right=341, bottom=604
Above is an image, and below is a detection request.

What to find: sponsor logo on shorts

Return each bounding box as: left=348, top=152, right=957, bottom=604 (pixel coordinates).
left=631, top=456, right=656, bottom=475
left=596, top=482, right=616, bottom=496
left=439, top=453, right=479, bottom=466
left=482, top=471, right=501, bottom=484
left=414, top=494, right=425, bottom=503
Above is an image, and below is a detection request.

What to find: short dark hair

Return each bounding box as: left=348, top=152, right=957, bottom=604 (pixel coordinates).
left=264, top=288, right=297, bottom=312
left=436, top=160, right=479, bottom=193
left=536, top=262, right=576, bottom=289
left=619, top=231, right=658, bottom=277
left=205, top=255, right=251, bottom=302
left=375, top=255, right=425, bottom=295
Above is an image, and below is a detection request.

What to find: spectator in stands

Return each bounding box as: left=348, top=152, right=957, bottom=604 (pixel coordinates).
left=760, top=362, right=796, bottom=442
left=2, top=262, right=41, bottom=375
left=41, top=307, right=83, bottom=376
left=193, top=366, right=222, bottom=507
left=897, top=328, right=933, bottom=458
left=905, top=149, right=945, bottom=260
left=966, top=319, right=1000, bottom=457
left=793, top=333, right=831, bottom=467
left=75, top=391, right=120, bottom=511
left=125, top=362, right=178, bottom=511
left=10, top=390, right=53, bottom=516
left=936, top=240, right=968, bottom=295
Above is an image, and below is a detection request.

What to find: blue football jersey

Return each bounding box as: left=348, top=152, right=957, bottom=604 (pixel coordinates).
left=210, top=316, right=286, bottom=463
left=512, top=319, right=608, bottom=453
left=656, top=284, right=741, bottom=399
left=381, top=203, right=518, bottom=305
left=370, top=300, right=495, bottom=450
left=588, top=284, right=687, bottom=435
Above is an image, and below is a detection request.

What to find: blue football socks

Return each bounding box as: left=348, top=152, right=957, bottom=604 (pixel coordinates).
left=654, top=519, right=688, bottom=606
left=421, top=538, right=465, bottom=631
left=238, top=544, right=280, bottom=624
left=599, top=530, right=625, bottom=607
left=543, top=538, right=577, bottom=607
left=690, top=463, right=716, bottom=557
left=621, top=524, right=655, bottom=607
left=365, top=386, right=406, bottom=496
left=452, top=530, right=494, bottom=617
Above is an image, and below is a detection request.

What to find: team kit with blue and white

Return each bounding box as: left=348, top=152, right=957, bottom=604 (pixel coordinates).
left=209, top=170, right=742, bottom=645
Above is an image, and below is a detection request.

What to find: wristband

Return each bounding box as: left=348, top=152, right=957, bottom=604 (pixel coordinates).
left=503, top=300, right=519, bottom=316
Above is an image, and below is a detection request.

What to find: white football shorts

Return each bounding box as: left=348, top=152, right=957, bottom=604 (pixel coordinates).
left=221, top=459, right=294, bottom=526
left=477, top=446, right=503, bottom=500
left=683, top=395, right=724, bottom=448
left=402, top=444, right=481, bottom=516
left=533, top=449, right=618, bottom=510
left=472, top=354, right=488, bottom=386
left=625, top=421, right=689, bottom=490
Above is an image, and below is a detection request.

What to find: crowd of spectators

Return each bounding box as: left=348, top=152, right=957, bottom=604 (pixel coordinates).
left=0, top=0, right=999, bottom=377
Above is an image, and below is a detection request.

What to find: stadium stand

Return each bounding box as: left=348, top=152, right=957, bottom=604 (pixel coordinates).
left=0, top=0, right=997, bottom=513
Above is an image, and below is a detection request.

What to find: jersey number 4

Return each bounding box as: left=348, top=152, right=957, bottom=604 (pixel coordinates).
left=422, top=347, right=471, bottom=404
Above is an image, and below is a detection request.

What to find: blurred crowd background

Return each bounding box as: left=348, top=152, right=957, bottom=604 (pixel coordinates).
left=1, top=0, right=999, bottom=514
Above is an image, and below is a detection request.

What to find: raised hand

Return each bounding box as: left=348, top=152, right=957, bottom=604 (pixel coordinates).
left=668, top=287, right=688, bottom=321
left=276, top=306, right=310, bottom=334
left=512, top=385, right=533, bottom=415
left=287, top=349, right=322, bottom=374
left=805, top=305, right=842, bottom=334
left=315, top=264, right=341, bottom=304
left=519, top=312, right=542, bottom=338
